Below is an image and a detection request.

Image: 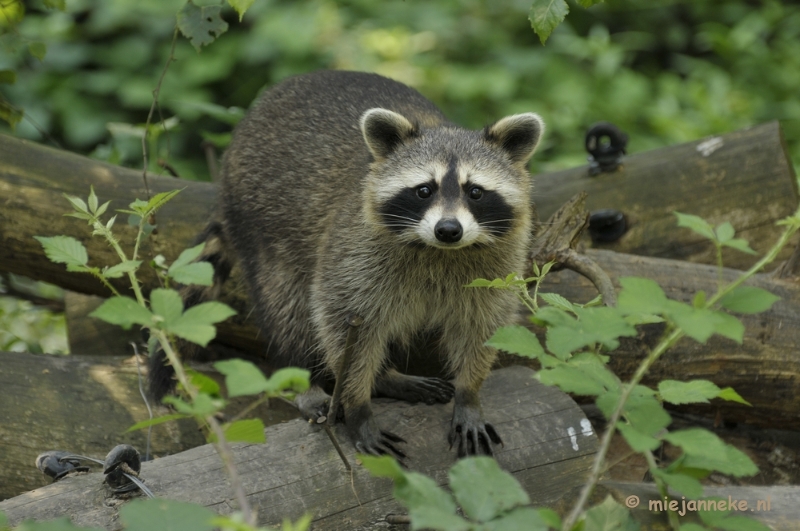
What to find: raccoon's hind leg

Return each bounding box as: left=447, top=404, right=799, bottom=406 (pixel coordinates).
left=148, top=221, right=233, bottom=401
left=374, top=368, right=454, bottom=405
left=295, top=385, right=331, bottom=422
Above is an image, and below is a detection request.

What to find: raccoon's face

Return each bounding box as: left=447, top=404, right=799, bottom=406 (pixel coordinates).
left=360, top=108, right=545, bottom=250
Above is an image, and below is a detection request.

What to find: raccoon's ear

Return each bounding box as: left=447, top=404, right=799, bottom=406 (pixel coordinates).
left=360, top=108, right=417, bottom=161
left=484, top=113, right=545, bottom=166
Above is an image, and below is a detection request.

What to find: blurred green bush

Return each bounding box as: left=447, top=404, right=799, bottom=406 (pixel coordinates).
left=2, top=0, right=798, bottom=177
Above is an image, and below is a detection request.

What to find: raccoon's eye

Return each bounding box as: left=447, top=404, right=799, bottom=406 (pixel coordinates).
left=416, top=185, right=432, bottom=199
left=469, top=187, right=484, bottom=200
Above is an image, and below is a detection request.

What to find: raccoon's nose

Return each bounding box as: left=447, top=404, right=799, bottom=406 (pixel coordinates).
left=435, top=218, right=463, bottom=243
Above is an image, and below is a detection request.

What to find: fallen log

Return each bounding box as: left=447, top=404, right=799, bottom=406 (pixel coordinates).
left=536, top=121, right=798, bottom=271
left=0, top=366, right=599, bottom=529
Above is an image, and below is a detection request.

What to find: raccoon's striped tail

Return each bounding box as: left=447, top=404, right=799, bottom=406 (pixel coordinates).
left=147, top=220, right=234, bottom=401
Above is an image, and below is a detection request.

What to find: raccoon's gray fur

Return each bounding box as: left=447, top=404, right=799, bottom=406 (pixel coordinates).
left=151, top=70, right=544, bottom=457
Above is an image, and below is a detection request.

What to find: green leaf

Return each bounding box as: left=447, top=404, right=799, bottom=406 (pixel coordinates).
left=583, top=496, right=638, bottom=531
left=706, top=516, right=772, bottom=531
left=167, top=301, right=236, bottom=347
left=103, top=260, right=141, bottom=279
left=221, top=419, right=266, bottom=443
left=0, top=70, right=16, bottom=84
left=398, top=474, right=460, bottom=526
left=718, top=286, right=780, bottom=314
left=535, top=508, right=562, bottom=530
left=539, top=306, right=637, bottom=359
left=723, top=238, right=757, bottom=255
left=485, top=325, right=545, bottom=359
left=28, top=42, right=47, bottom=61
left=665, top=429, right=758, bottom=477
left=616, top=422, right=660, bottom=452
left=144, top=189, right=183, bottom=216
left=408, top=506, right=471, bottom=531
left=0, top=100, right=23, bottom=129
left=538, top=363, right=606, bottom=396
left=186, top=369, right=221, bottom=397
left=623, top=391, right=672, bottom=437
left=539, top=292, right=577, bottom=313
left=449, top=457, right=530, bottom=522
left=711, top=311, right=745, bottom=343
left=171, top=243, right=205, bottom=270
left=265, top=367, right=311, bottom=394
left=63, top=193, right=89, bottom=214
left=34, top=236, right=89, bottom=268
left=120, top=499, right=215, bottom=531
left=359, top=454, right=405, bottom=481
left=163, top=392, right=222, bottom=417
left=150, top=288, right=184, bottom=327
left=43, top=0, right=66, bottom=9
left=617, top=277, right=669, bottom=316
left=652, top=469, right=704, bottom=498
left=88, top=186, right=98, bottom=214
left=658, top=380, right=721, bottom=405
left=89, top=296, right=153, bottom=330
left=128, top=413, right=190, bottom=432
left=715, top=222, right=735, bottom=243
left=227, top=0, right=255, bottom=21
left=177, top=0, right=230, bottom=51
left=465, top=277, right=508, bottom=288
left=170, top=262, right=214, bottom=286
left=529, top=0, right=569, bottom=45
left=576, top=0, right=604, bottom=6
left=675, top=212, right=715, bottom=240
left=214, top=358, right=271, bottom=397
left=717, top=387, right=751, bottom=406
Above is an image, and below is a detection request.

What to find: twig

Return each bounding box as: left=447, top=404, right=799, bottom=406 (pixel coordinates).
left=529, top=191, right=617, bottom=306
left=141, top=28, right=179, bottom=200
left=131, top=342, right=153, bottom=463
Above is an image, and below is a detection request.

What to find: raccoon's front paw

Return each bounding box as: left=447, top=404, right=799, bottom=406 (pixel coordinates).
left=295, top=386, right=331, bottom=423
left=346, top=404, right=407, bottom=460
left=375, top=373, right=455, bottom=405
left=448, top=404, right=503, bottom=457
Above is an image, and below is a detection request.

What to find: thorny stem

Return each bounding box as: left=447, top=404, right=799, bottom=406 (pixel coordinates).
left=561, top=207, right=800, bottom=531
left=95, top=212, right=257, bottom=525
left=644, top=449, right=681, bottom=530
left=561, top=326, right=683, bottom=531
left=154, top=329, right=256, bottom=526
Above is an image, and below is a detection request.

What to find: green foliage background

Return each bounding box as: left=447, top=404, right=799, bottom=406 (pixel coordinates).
left=2, top=0, right=799, bottom=178
left=1, top=0, right=799, bottom=354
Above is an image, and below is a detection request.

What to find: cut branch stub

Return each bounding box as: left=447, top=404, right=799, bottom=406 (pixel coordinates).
left=530, top=191, right=617, bottom=306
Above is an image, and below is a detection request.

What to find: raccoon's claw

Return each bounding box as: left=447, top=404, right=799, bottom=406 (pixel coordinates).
left=347, top=404, right=407, bottom=461
left=449, top=404, right=503, bottom=457
left=354, top=431, right=408, bottom=461
left=448, top=422, right=503, bottom=457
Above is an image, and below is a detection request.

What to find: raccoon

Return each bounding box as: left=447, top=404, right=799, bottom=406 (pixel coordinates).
left=151, top=70, right=544, bottom=457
